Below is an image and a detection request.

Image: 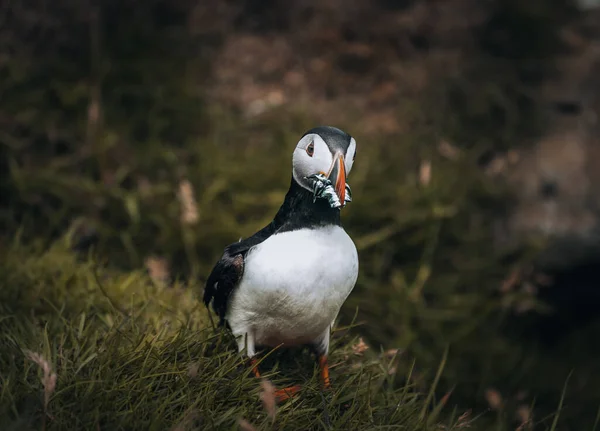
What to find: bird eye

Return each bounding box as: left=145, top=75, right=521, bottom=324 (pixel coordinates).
left=306, top=142, right=314, bottom=157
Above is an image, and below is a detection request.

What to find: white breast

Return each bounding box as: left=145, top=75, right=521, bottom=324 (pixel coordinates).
left=226, top=225, right=359, bottom=349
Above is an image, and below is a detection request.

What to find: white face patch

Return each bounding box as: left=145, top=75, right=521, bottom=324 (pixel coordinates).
left=292, top=134, right=334, bottom=190
left=292, top=133, right=357, bottom=192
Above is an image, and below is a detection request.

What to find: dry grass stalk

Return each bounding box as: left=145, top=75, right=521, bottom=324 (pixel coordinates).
left=144, top=256, right=170, bottom=285
left=439, top=388, right=454, bottom=407
left=24, top=350, right=57, bottom=412
left=500, top=268, right=522, bottom=293
left=437, top=140, right=461, bottom=160
left=515, top=404, right=532, bottom=430
left=238, top=419, right=257, bottom=431
left=352, top=338, right=369, bottom=355
left=484, top=156, right=506, bottom=176
left=384, top=348, right=400, bottom=358
left=259, top=379, right=277, bottom=420
left=419, top=160, right=432, bottom=186
left=178, top=179, right=199, bottom=225
left=456, top=410, right=472, bottom=428
left=484, top=388, right=503, bottom=410
left=187, top=362, right=199, bottom=379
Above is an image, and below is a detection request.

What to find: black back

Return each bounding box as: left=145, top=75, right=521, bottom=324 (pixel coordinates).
left=203, top=177, right=342, bottom=324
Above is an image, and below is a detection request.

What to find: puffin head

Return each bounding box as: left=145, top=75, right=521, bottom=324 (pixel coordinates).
left=292, top=126, right=357, bottom=208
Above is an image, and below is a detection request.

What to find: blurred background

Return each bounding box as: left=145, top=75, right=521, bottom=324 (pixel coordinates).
left=2, top=0, right=600, bottom=428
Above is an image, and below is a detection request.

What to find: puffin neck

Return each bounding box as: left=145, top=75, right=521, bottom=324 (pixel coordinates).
left=273, top=177, right=342, bottom=232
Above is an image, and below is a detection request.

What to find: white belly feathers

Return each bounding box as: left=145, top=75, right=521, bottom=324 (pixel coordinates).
left=226, top=225, right=359, bottom=348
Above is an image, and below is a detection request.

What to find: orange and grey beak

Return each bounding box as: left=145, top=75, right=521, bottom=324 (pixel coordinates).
left=327, top=153, right=346, bottom=204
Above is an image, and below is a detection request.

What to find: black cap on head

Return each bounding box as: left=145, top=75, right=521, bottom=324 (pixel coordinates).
left=302, top=126, right=352, bottom=154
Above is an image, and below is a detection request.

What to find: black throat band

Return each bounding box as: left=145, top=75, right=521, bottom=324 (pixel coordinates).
left=273, top=177, right=342, bottom=233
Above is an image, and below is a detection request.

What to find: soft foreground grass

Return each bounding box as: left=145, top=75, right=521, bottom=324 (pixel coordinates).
left=0, top=240, right=476, bottom=431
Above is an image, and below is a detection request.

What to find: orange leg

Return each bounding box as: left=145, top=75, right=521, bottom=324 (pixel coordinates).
left=250, top=358, right=301, bottom=402
left=319, top=355, right=331, bottom=389
left=249, top=358, right=261, bottom=378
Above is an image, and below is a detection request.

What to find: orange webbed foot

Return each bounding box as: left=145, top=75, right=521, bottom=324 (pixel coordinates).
left=274, top=385, right=302, bottom=403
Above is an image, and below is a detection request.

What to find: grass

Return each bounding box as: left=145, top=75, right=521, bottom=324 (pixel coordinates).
left=1, top=240, right=472, bottom=431
left=2, top=110, right=598, bottom=430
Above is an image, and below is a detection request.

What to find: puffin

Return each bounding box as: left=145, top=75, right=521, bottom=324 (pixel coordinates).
left=203, top=126, right=359, bottom=401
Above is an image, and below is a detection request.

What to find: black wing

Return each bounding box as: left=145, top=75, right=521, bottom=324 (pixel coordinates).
left=203, top=177, right=305, bottom=324
left=203, top=222, right=279, bottom=325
